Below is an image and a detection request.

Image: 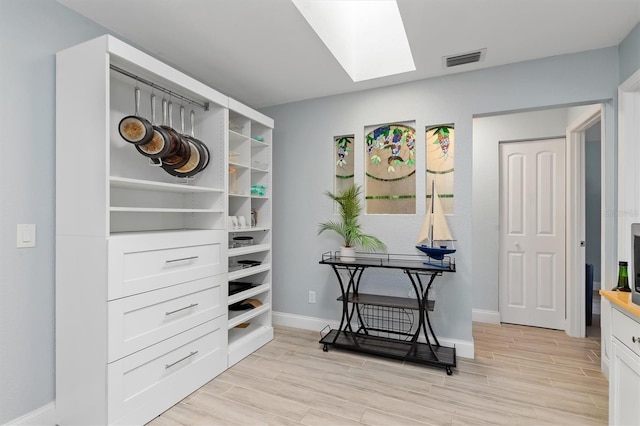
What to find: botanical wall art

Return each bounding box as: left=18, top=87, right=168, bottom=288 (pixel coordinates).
left=364, top=122, right=416, bottom=214
left=425, top=124, right=455, bottom=214
left=334, top=135, right=354, bottom=195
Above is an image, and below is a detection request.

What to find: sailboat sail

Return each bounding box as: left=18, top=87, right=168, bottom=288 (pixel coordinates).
left=416, top=182, right=453, bottom=246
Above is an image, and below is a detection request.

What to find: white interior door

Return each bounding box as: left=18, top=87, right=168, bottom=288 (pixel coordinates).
left=499, top=138, right=566, bottom=329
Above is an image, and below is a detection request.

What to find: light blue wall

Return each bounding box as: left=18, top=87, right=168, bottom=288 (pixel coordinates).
left=0, top=0, right=109, bottom=422
left=619, top=23, right=640, bottom=84
left=263, top=47, right=620, bottom=343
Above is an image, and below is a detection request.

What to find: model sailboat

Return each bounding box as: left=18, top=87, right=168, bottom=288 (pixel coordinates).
left=416, top=180, right=456, bottom=266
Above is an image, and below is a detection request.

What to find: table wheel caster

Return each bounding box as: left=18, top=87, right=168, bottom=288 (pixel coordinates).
left=446, top=367, right=452, bottom=376
left=323, top=344, right=328, bottom=352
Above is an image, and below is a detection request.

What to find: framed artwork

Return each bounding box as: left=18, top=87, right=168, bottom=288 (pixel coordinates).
left=334, top=135, right=354, bottom=195
left=426, top=124, right=454, bottom=214
left=364, top=122, right=416, bottom=214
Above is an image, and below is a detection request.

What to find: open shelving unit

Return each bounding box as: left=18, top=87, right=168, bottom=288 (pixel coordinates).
left=226, top=100, right=274, bottom=366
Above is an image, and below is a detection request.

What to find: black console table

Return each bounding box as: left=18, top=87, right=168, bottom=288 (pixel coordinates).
left=318, top=252, right=457, bottom=375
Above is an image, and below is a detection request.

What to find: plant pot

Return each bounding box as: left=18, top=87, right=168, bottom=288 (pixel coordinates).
left=340, top=246, right=356, bottom=262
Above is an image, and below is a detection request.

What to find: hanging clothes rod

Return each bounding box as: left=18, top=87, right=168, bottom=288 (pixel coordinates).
left=110, top=64, right=210, bottom=111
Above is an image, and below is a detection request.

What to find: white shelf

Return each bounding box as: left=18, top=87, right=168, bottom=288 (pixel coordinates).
left=229, top=130, right=249, bottom=144
left=228, top=283, right=271, bottom=305
left=228, top=303, right=271, bottom=329
left=110, top=176, right=223, bottom=193
left=109, top=229, right=209, bottom=238
left=110, top=207, right=223, bottom=213
left=251, top=166, right=269, bottom=173
left=229, top=243, right=271, bottom=257
left=251, top=139, right=269, bottom=149
left=229, top=161, right=250, bottom=170
left=229, top=193, right=250, bottom=198
left=228, top=263, right=271, bottom=281
left=230, top=226, right=270, bottom=233
left=228, top=324, right=271, bottom=347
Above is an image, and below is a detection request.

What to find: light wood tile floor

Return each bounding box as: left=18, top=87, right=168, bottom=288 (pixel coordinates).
left=147, top=322, right=607, bottom=425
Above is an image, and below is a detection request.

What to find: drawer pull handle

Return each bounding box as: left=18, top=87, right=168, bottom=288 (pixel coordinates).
left=165, top=351, right=198, bottom=369
left=165, top=303, right=199, bottom=316
left=165, top=256, right=199, bottom=264
left=633, top=336, right=639, bottom=343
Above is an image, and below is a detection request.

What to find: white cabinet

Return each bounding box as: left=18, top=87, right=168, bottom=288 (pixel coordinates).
left=56, top=35, right=272, bottom=425
left=609, top=306, right=640, bottom=426
left=226, top=99, right=274, bottom=367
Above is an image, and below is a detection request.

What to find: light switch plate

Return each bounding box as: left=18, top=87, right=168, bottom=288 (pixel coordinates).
left=17, top=224, right=36, bottom=248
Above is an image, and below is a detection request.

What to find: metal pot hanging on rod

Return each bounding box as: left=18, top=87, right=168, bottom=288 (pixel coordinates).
left=159, top=100, right=190, bottom=170
left=135, top=93, right=174, bottom=162
left=189, top=109, right=210, bottom=173
left=118, top=86, right=154, bottom=145
left=163, top=105, right=205, bottom=178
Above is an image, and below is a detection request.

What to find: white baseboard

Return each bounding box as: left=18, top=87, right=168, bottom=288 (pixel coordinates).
left=472, top=309, right=501, bottom=324
left=4, top=402, right=55, bottom=426
left=272, top=311, right=340, bottom=333
left=438, top=336, right=474, bottom=359
left=273, top=311, right=475, bottom=359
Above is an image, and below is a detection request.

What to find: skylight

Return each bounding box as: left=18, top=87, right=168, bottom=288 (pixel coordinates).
left=291, top=0, right=415, bottom=82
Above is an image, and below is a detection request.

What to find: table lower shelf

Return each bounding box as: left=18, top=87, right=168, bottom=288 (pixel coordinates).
left=338, top=293, right=435, bottom=311
left=320, top=329, right=456, bottom=374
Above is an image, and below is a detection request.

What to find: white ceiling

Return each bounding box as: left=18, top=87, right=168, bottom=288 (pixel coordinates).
left=58, top=0, right=639, bottom=109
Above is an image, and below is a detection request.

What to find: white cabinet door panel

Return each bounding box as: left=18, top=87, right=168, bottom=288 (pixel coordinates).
left=107, top=317, right=226, bottom=425
left=108, top=274, right=225, bottom=361
left=108, top=230, right=226, bottom=299
left=612, top=307, right=640, bottom=357
left=609, top=339, right=640, bottom=426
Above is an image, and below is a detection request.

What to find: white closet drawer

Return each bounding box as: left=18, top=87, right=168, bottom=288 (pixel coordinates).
left=612, top=307, right=640, bottom=357
left=108, top=230, right=227, bottom=300
left=107, top=316, right=226, bottom=426
left=108, top=275, right=226, bottom=362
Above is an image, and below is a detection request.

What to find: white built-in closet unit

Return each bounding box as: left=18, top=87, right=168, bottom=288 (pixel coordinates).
left=55, top=35, right=273, bottom=425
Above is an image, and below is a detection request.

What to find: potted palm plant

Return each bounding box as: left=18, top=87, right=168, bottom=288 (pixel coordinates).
left=318, top=184, right=386, bottom=261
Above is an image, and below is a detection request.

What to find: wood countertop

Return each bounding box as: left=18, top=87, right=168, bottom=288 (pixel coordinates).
left=600, top=290, right=640, bottom=319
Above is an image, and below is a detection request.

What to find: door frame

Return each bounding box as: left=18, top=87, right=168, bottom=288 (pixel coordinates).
left=565, top=104, right=603, bottom=337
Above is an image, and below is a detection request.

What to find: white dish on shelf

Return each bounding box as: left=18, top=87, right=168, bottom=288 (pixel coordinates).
left=228, top=216, right=237, bottom=229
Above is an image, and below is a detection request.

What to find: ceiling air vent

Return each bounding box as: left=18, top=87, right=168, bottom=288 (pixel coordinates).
left=443, top=49, right=486, bottom=68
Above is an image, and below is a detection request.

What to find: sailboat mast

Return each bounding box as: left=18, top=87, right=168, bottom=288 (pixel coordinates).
left=429, top=180, right=435, bottom=248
